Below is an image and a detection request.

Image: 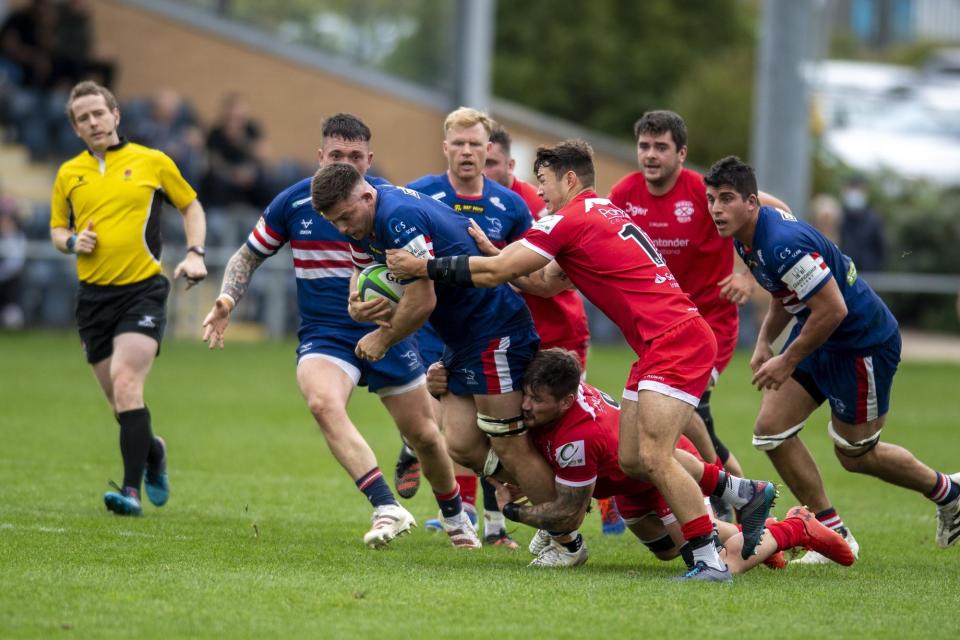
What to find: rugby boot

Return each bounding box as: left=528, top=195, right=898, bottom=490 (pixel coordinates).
left=441, top=509, right=482, bottom=549
left=598, top=497, right=625, bottom=535
left=143, top=436, right=169, bottom=507
left=528, top=529, right=552, bottom=556
left=738, top=480, right=778, bottom=559
left=393, top=443, right=421, bottom=500
left=363, top=504, right=416, bottom=549
left=786, top=506, right=856, bottom=566
left=935, top=472, right=960, bottom=549
left=529, top=538, right=588, bottom=568
left=794, top=526, right=860, bottom=565
left=104, top=482, right=142, bottom=516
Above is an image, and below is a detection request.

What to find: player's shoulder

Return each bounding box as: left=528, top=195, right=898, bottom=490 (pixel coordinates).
left=405, top=173, right=445, bottom=194
left=486, top=179, right=529, bottom=214
left=366, top=174, right=392, bottom=187
left=266, top=176, right=313, bottom=218
left=55, top=149, right=92, bottom=176
left=610, top=171, right=645, bottom=195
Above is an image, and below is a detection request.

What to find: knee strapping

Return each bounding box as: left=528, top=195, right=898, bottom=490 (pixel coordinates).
left=642, top=533, right=675, bottom=554
left=752, top=423, right=804, bottom=451
left=828, top=421, right=882, bottom=457
left=483, top=449, right=502, bottom=477
left=477, top=413, right=526, bottom=437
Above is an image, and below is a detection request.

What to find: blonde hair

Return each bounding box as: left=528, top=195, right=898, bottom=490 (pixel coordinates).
left=443, top=106, right=493, bottom=137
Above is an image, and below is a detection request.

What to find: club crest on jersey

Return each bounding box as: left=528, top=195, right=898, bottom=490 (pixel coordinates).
left=483, top=216, right=504, bottom=240
left=533, top=214, right=563, bottom=234
left=555, top=440, right=586, bottom=468
left=674, top=200, right=694, bottom=223
left=489, top=196, right=506, bottom=212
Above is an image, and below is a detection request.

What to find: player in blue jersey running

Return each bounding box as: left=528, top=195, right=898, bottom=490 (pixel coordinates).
left=310, top=161, right=557, bottom=515
left=703, top=156, right=960, bottom=560
left=201, top=114, right=479, bottom=550
left=400, top=108, right=533, bottom=547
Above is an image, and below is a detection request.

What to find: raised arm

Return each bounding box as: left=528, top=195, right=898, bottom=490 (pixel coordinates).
left=201, top=245, right=266, bottom=349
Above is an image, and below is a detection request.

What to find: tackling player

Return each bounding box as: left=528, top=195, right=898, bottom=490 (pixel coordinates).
left=704, top=156, right=960, bottom=560
left=310, top=162, right=558, bottom=525
left=201, top=114, right=478, bottom=550
left=490, top=349, right=854, bottom=573
left=387, top=139, right=778, bottom=581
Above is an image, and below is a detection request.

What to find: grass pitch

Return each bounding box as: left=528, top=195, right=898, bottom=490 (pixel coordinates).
left=1, top=332, right=958, bottom=639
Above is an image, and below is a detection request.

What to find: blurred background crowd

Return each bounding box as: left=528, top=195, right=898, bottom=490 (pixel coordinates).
left=1, top=0, right=958, bottom=344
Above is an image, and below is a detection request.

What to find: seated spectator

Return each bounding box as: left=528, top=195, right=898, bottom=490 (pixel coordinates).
left=201, top=92, right=274, bottom=210
left=0, top=195, right=26, bottom=329
left=0, top=0, right=57, bottom=89
left=54, top=0, right=118, bottom=88
left=128, top=88, right=206, bottom=188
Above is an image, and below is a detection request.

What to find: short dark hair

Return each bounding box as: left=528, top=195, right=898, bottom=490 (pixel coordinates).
left=703, top=156, right=759, bottom=201
left=523, top=348, right=581, bottom=400
left=633, top=110, right=687, bottom=150
left=489, top=123, right=511, bottom=155
left=533, top=139, right=595, bottom=189
left=322, top=113, right=372, bottom=142
left=66, top=81, right=119, bottom=124
left=311, top=162, right=364, bottom=214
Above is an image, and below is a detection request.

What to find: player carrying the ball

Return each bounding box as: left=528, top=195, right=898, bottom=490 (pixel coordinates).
left=202, top=114, right=476, bottom=550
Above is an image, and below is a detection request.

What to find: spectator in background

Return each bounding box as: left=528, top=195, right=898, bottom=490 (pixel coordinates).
left=54, top=0, right=117, bottom=88
left=839, top=175, right=887, bottom=273
left=810, top=193, right=841, bottom=245
left=0, top=195, right=26, bottom=329
left=0, top=0, right=57, bottom=89
left=202, top=93, right=274, bottom=245
left=202, top=92, right=273, bottom=209
left=129, top=88, right=205, bottom=188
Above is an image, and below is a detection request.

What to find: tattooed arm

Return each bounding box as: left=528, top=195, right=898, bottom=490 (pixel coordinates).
left=201, top=245, right=267, bottom=349
left=509, top=261, right=574, bottom=297
left=501, top=480, right=594, bottom=532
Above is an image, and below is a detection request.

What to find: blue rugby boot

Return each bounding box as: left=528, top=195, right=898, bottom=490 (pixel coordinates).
left=738, top=480, right=778, bottom=559
left=104, top=482, right=143, bottom=516
left=675, top=561, right=733, bottom=583
left=144, top=436, right=169, bottom=507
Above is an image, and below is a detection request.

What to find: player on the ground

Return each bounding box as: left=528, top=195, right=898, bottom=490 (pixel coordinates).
left=201, top=114, right=478, bottom=550
left=50, top=81, right=208, bottom=516
left=387, top=139, right=778, bottom=581
left=397, top=108, right=533, bottom=547
left=488, top=349, right=854, bottom=572
left=703, top=155, right=960, bottom=560
left=310, top=162, right=558, bottom=523
left=609, top=111, right=751, bottom=485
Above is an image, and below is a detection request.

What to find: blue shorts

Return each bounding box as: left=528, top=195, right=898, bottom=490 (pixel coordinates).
left=414, top=321, right=445, bottom=366
left=789, top=329, right=901, bottom=425
left=443, top=324, right=540, bottom=396
left=297, top=327, right=425, bottom=396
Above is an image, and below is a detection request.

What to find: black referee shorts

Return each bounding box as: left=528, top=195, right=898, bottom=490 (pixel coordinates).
left=76, top=274, right=170, bottom=364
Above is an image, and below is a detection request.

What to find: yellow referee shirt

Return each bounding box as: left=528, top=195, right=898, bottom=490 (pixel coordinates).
left=50, top=140, right=197, bottom=285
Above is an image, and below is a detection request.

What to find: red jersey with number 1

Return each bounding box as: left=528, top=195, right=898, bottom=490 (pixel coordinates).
left=520, top=191, right=699, bottom=354
left=512, top=177, right=590, bottom=356
left=609, top=169, right=737, bottom=370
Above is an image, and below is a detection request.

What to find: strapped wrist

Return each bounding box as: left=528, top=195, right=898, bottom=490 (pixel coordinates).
left=217, top=293, right=237, bottom=312
left=503, top=502, right=522, bottom=522
left=426, top=255, right=474, bottom=287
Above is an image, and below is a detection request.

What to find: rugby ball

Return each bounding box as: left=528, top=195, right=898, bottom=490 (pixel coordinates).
left=356, top=264, right=404, bottom=309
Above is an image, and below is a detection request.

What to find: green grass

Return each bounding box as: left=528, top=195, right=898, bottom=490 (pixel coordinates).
left=1, top=331, right=958, bottom=639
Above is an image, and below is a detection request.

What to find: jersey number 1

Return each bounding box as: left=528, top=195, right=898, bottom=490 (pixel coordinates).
left=618, top=223, right=665, bottom=266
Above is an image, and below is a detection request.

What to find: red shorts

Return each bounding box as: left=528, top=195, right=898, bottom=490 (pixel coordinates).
left=622, top=316, right=716, bottom=405
left=612, top=436, right=703, bottom=523
left=712, top=327, right=737, bottom=381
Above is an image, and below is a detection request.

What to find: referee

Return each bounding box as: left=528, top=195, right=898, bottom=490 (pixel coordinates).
left=50, top=81, right=208, bottom=516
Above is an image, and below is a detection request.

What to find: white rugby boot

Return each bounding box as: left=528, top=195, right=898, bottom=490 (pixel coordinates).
left=441, top=509, right=482, bottom=549
left=794, top=526, right=859, bottom=565
left=528, top=529, right=552, bottom=556
left=529, top=538, right=588, bottom=568
left=935, top=472, right=960, bottom=549
left=363, top=504, right=416, bottom=549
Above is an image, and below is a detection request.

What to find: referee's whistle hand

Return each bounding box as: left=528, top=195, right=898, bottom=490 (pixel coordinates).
left=174, top=253, right=207, bottom=290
